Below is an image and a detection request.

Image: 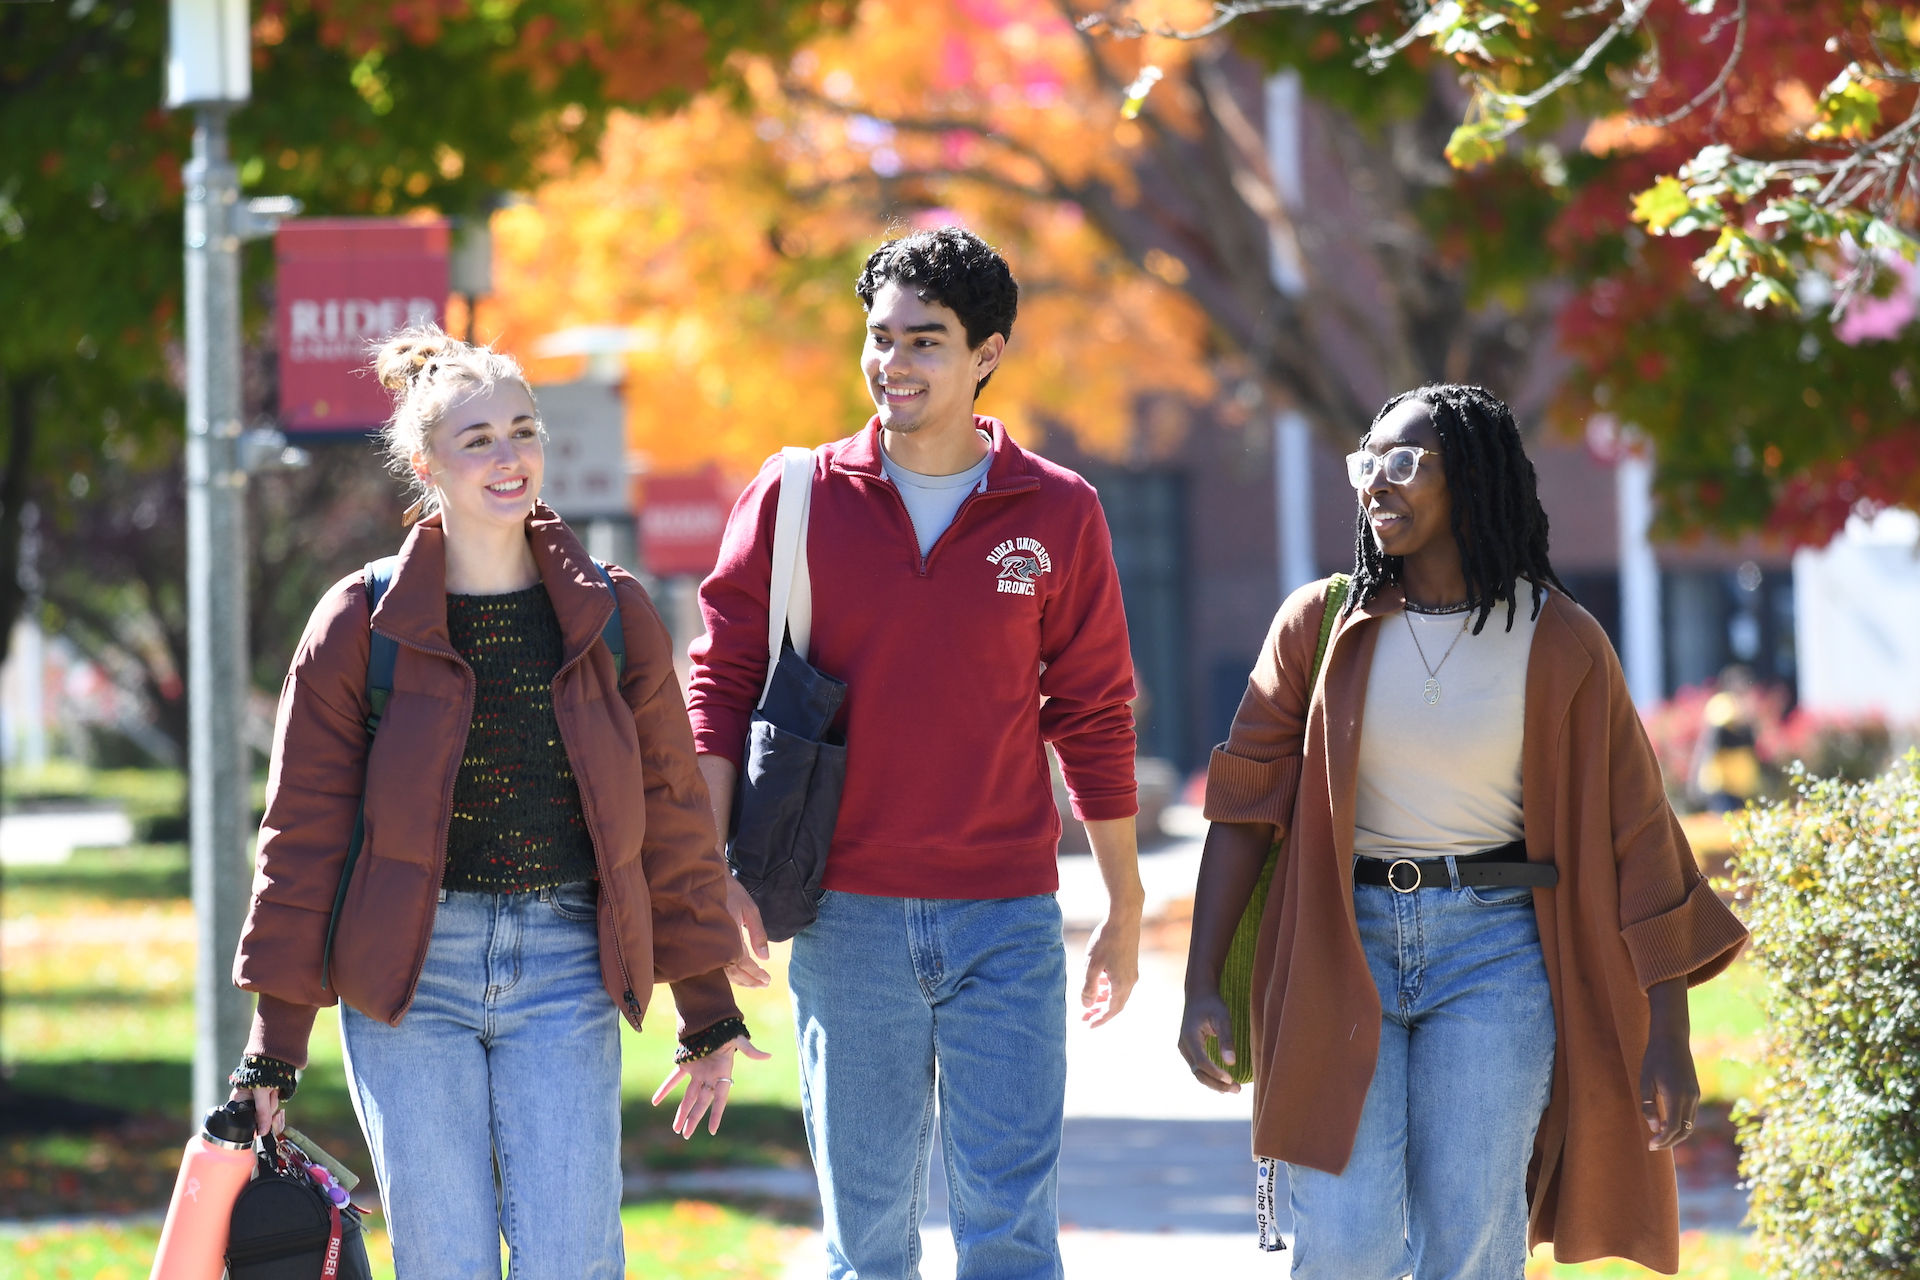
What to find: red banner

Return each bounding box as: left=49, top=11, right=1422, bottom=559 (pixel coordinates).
left=639, top=467, right=737, bottom=578
left=276, top=219, right=449, bottom=432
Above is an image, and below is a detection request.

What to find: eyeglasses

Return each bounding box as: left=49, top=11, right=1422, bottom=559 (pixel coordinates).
left=1346, top=446, right=1436, bottom=489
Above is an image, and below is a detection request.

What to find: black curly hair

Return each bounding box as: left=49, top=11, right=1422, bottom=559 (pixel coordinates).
left=855, top=227, right=1018, bottom=398
left=1348, top=383, right=1571, bottom=634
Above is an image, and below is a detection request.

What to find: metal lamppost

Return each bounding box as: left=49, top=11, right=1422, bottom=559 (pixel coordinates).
left=168, top=0, right=297, bottom=1120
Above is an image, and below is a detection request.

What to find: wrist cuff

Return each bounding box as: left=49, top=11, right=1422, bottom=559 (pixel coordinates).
left=229, top=1053, right=300, bottom=1100
left=674, top=1016, right=750, bottom=1064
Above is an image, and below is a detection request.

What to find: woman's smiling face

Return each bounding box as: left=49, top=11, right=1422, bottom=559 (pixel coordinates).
left=1359, top=399, right=1452, bottom=562
left=415, top=381, right=544, bottom=532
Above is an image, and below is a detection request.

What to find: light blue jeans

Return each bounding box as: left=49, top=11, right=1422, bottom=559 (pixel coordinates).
left=790, top=889, right=1069, bottom=1280
left=1287, top=876, right=1557, bottom=1280
left=341, top=882, right=623, bottom=1280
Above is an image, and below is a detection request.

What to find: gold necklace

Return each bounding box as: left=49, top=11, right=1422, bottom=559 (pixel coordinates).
left=1404, top=610, right=1469, bottom=705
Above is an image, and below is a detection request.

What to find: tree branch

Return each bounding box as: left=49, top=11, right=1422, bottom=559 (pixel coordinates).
left=1629, top=0, right=1747, bottom=129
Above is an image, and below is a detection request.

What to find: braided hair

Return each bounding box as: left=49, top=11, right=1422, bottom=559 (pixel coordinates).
left=1346, top=384, right=1570, bottom=634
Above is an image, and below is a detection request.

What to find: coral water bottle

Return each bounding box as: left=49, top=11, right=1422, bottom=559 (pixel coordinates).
left=148, top=1099, right=258, bottom=1280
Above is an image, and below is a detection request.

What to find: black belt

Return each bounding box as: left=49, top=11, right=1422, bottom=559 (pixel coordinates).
left=1352, top=841, right=1558, bottom=893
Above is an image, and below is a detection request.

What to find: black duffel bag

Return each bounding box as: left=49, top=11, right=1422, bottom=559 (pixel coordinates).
left=227, top=1132, right=373, bottom=1280
left=728, top=446, right=848, bottom=942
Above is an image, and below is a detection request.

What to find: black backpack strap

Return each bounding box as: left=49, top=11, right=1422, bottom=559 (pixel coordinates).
left=362, top=556, right=400, bottom=733
left=322, top=556, right=399, bottom=991
left=589, top=559, right=625, bottom=679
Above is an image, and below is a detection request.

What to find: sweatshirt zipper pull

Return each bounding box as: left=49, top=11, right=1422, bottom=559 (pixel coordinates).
left=623, top=989, right=643, bottom=1021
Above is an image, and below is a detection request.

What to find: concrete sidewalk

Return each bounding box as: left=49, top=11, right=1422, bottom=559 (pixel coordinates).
left=784, top=837, right=1287, bottom=1277
left=778, top=836, right=1748, bottom=1276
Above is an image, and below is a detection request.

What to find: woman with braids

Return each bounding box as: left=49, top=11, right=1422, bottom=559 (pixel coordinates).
left=1177, top=385, right=1747, bottom=1276
left=226, top=324, right=765, bottom=1278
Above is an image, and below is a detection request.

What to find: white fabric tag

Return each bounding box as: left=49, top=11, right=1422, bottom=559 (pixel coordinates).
left=1255, top=1158, right=1287, bottom=1252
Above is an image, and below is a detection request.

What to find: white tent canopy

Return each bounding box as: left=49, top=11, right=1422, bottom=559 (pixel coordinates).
left=1794, top=508, right=1920, bottom=722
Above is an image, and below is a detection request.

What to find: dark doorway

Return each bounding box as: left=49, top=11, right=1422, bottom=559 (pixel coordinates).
left=1084, top=467, right=1192, bottom=768
left=1556, top=572, right=1622, bottom=653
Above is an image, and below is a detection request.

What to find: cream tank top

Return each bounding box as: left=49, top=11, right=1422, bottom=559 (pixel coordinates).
left=1352, top=599, right=1540, bottom=860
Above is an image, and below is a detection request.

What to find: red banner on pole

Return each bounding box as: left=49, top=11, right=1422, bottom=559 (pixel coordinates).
left=639, top=467, right=737, bottom=578
left=276, top=219, right=449, bottom=432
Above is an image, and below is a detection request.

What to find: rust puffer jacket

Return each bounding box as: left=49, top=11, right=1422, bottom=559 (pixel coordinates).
left=233, top=505, right=740, bottom=1066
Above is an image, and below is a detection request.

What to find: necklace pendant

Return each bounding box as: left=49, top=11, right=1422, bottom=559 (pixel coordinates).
left=1423, top=677, right=1441, bottom=705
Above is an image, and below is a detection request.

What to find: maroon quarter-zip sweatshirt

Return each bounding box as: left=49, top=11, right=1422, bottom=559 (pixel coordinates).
left=686, top=417, right=1138, bottom=899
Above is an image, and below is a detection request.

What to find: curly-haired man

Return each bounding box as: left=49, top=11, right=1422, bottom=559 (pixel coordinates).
left=688, top=227, right=1144, bottom=1278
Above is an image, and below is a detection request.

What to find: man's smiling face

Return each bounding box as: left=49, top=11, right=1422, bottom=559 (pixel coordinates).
left=860, top=281, right=1002, bottom=434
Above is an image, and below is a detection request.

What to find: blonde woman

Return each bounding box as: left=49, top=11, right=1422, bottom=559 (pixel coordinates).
left=226, top=325, right=763, bottom=1278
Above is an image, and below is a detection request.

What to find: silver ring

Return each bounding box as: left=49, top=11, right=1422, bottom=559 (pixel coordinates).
left=715, top=1078, right=734, bottom=1085
left=1387, top=859, right=1423, bottom=893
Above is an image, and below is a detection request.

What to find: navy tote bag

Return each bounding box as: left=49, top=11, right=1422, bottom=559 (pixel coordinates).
left=728, top=446, right=847, bottom=941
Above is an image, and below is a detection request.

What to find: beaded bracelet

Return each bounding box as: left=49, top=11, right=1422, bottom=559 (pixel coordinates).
left=228, top=1054, right=300, bottom=1100
left=674, top=1016, right=750, bottom=1064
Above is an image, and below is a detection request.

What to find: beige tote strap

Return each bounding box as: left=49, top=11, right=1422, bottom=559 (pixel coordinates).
left=759, top=446, right=815, bottom=709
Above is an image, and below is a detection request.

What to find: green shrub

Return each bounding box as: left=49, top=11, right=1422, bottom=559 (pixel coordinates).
left=1732, top=754, right=1920, bottom=1278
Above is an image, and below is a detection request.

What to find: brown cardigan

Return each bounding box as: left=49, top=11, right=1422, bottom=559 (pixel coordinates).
left=1205, top=578, right=1747, bottom=1273
left=233, top=506, right=740, bottom=1067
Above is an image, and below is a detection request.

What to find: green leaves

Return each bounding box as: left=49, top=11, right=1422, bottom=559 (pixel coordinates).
left=1625, top=144, right=1904, bottom=313
left=1630, top=175, right=1692, bottom=232
left=1443, top=85, right=1529, bottom=168
left=1119, top=65, right=1162, bottom=121
left=1861, top=217, right=1920, bottom=262
left=1808, top=64, right=1883, bottom=142
left=1618, top=67, right=1904, bottom=317
left=1445, top=112, right=1517, bottom=168
left=1733, top=756, right=1920, bottom=1278
left=1629, top=147, right=1762, bottom=244
left=1696, top=226, right=1793, bottom=310
left=348, top=50, right=394, bottom=117
left=1408, top=0, right=1539, bottom=63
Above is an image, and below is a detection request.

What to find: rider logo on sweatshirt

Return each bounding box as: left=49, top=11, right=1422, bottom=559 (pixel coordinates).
left=987, top=538, right=1053, bottom=596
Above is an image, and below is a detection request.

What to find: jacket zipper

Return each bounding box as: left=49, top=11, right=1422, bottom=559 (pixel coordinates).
left=389, top=598, right=647, bottom=1029
left=872, top=474, right=1026, bottom=577
left=548, top=597, right=646, bottom=1030
left=386, top=633, right=474, bottom=1024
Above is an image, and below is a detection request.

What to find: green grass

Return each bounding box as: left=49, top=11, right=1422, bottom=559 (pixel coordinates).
left=3, top=844, right=193, bottom=907
left=1526, top=1230, right=1763, bottom=1278
left=0, top=1201, right=807, bottom=1279
left=1689, top=960, right=1766, bottom=1105
left=0, top=1219, right=158, bottom=1280
left=2, top=820, right=809, bottom=1219
left=0, top=1218, right=1762, bottom=1279
left=0, top=782, right=1770, bottom=1277
left=4, top=762, right=185, bottom=811
left=4, top=765, right=190, bottom=844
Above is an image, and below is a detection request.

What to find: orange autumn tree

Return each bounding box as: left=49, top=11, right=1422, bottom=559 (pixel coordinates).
left=482, top=0, right=1218, bottom=480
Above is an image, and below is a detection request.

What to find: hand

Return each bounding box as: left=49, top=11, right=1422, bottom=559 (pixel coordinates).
left=651, top=1038, right=772, bottom=1138
left=1640, top=976, right=1699, bottom=1150
left=1176, top=989, right=1242, bottom=1094
left=723, top=877, right=772, bottom=988
left=1080, top=908, right=1140, bottom=1028
left=229, top=1085, right=286, bottom=1137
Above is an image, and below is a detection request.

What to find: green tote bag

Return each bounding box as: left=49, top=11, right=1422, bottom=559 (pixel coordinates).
left=1205, top=573, right=1349, bottom=1085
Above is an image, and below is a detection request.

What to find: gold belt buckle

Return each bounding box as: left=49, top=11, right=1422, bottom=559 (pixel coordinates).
left=1387, top=859, right=1423, bottom=893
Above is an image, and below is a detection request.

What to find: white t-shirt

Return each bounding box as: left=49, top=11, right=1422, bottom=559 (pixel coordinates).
left=880, top=439, right=993, bottom=557
left=1352, top=599, right=1541, bottom=859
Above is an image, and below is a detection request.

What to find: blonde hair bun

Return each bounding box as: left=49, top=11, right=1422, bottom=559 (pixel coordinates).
left=374, top=327, right=458, bottom=393
left=367, top=321, right=538, bottom=522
